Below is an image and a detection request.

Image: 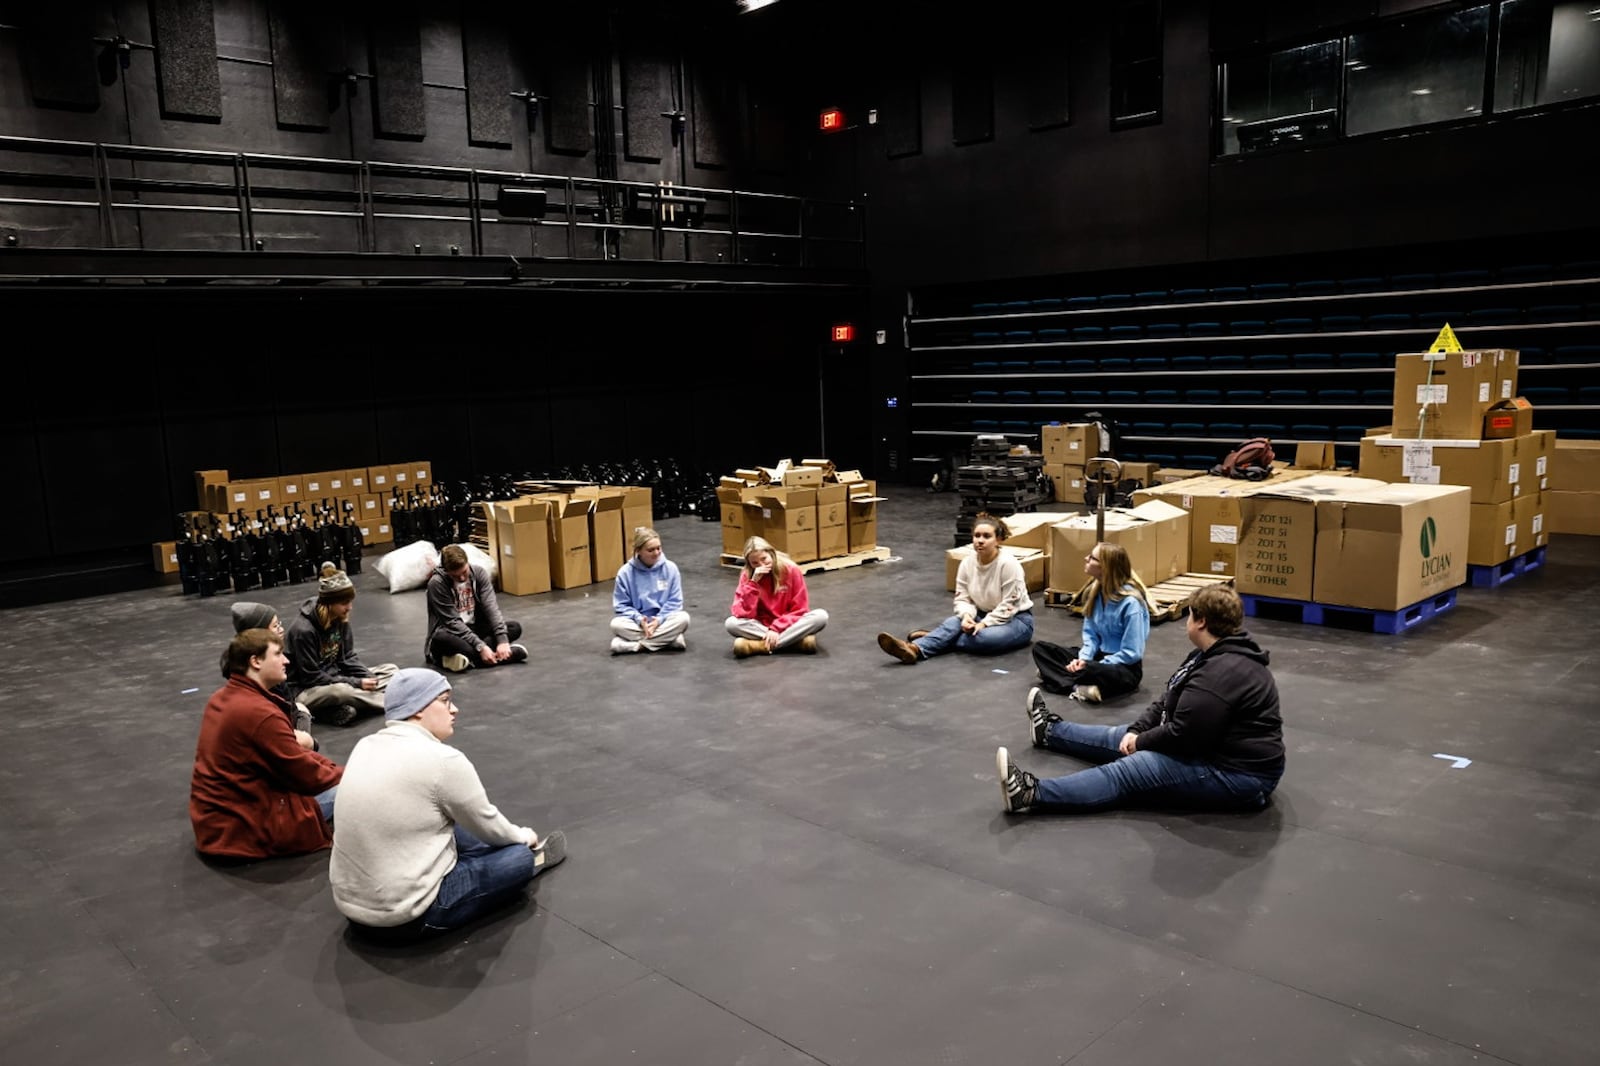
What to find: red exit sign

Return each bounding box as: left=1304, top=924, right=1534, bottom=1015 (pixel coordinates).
left=820, top=108, right=845, bottom=131
left=831, top=323, right=855, bottom=342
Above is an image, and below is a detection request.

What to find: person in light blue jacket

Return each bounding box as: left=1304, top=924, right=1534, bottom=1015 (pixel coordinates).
left=1032, top=542, right=1150, bottom=703
left=611, top=527, right=691, bottom=654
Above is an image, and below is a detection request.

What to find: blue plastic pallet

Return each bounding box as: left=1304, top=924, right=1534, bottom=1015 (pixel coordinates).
left=1467, top=545, right=1547, bottom=589
left=1240, top=588, right=1458, bottom=635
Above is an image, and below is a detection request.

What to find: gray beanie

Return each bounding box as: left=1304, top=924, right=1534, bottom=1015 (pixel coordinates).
left=317, top=561, right=356, bottom=605
left=230, top=601, right=276, bottom=633
left=384, top=668, right=451, bottom=723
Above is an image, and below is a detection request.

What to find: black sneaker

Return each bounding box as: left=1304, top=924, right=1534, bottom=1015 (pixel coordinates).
left=316, top=705, right=359, bottom=728
left=996, top=747, right=1039, bottom=814
left=1025, top=686, right=1061, bottom=749
left=508, top=643, right=529, bottom=664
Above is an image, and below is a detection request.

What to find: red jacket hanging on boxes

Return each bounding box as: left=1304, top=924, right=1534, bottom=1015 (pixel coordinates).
left=731, top=566, right=813, bottom=632
left=190, top=675, right=343, bottom=859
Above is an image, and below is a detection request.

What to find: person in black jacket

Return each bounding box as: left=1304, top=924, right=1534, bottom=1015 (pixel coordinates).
left=284, top=563, right=396, bottom=727
left=997, top=584, right=1284, bottom=814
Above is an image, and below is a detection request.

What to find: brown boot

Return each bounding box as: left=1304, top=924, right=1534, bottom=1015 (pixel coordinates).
left=733, top=638, right=759, bottom=658
left=799, top=635, right=819, bottom=654
left=877, top=632, right=919, bottom=664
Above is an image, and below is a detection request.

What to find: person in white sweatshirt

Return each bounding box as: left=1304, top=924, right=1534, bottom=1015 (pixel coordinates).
left=876, top=513, right=1034, bottom=663
left=330, top=668, right=566, bottom=939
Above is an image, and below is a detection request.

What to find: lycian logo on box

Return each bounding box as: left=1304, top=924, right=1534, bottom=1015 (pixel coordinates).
left=1419, top=516, right=1451, bottom=580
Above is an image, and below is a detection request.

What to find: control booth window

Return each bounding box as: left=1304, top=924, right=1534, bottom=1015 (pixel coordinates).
left=1218, top=40, right=1342, bottom=156
left=1345, top=5, right=1492, bottom=137
left=1496, top=0, right=1600, bottom=112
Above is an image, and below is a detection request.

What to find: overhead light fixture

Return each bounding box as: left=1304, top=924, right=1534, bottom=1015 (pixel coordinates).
left=1411, top=88, right=1433, bottom=96
left=738, top=0, right=781, bottom=11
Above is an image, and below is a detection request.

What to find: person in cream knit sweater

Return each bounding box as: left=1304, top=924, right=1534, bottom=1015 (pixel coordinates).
left=330, top=668, right=566, bottom=939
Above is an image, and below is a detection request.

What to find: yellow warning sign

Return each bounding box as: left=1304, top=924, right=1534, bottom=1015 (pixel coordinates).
left=1428, top=324, right=1463, bottom=353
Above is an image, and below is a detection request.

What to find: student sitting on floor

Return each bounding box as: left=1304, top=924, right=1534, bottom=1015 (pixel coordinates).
left=1030, top=541, right=1150, bottom=704
left=225, top=601, right=316, bottom=747
left=611, top=526, right=691, bottom=654
left=424, top=544, right=528, bottom=672
left=284, top=562, right=396, bottom=727
left=331, top=669, right=567, bottom=941
left=725, top=536, right=828, bottom=657
left=877, top=513, right=1034, bottom=664
left=997, top=584, right=1284, bottom=816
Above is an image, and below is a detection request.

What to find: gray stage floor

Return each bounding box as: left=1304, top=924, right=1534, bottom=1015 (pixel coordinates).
left=3, top=491, right=1598, bottom=1065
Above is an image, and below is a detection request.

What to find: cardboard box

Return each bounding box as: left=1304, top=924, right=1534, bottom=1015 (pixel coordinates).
left=717, top=484, right=754, bottom=556
left=490, top=497, right=553, bottom=595
left=218, top=478, right=279, bottom=513
left=1047, top=463, right=1087, bottom=505
left=946, top=544, right=1047, bottom=593
left=335, top=495, right=360, bottom=521
left=1468, top=492, right=1547, bottom=566
left=781, top=466, right=824, bottom=487
left=1153, top=467, right=1205, bottom=485
left=615, top=485, right=653, bottom=544
left=574, top=487, right=626, bottom=582
left=1359, top=433, right=1544, bottom=504
left=1293, top=442, right=1338, bottom=470
left=847, top=481, right=884, bottom=552
left=1119, top=461, right=1160, bottom=484
left=816, top=483, right=850, bottom=559
left=390, top=464, right=411, bottom=490
left=1391, top=350, right=1519, bottom=440
left=1311, top=483, right=1470, bottom=610
left=998, top=511, right=1061, bottom=554
left=1042, top=423, right=1100, bottom=464
left=367, top=466, right=392, bottom=493
left=531, top=494, right=593, bottom=589
left=1547, top=490, right=1600, bottom=535
left=152, top=541, right=179, bottom=574
left=747, top=486, right=818, bottom=563
left=194, top=470, right=228, bottom=509
left=359, top=519, right=393, bottom=547
left=1047, top=500, right=1191, bottom=588
left=277, top=475, right=304, bottom=505
left=346, top=468, right=368, bottom=493
left=1552, top=439, right=1600, bottom=492
left=1483, top=398, right=1534, bottom=440
left=1235, top=475, right=1390, bottom=600
left=358, top=493, right=383, bottom=520
left=1132, top=470, right=1318, bottom=576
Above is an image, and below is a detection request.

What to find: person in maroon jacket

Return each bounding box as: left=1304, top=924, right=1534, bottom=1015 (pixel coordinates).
left=190, top=628, right=344, bottom=861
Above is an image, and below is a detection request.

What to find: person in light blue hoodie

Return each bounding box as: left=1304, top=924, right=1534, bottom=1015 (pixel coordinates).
left=1031, top=542, right=1150, bottom=703
left=611, top=527, right=691, bottom=654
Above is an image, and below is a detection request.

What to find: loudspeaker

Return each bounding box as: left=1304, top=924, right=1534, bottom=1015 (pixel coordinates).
left=497, top=187, right=547, bottom=218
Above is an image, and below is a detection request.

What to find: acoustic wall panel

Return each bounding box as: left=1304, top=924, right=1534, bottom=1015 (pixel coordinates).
left=882, top=70, right=920, bottom=158
left=462, top=7, right=512, bottom=147
left=370, top=3, right=426, bottom=139
left=21, top=10, right=100, bottom=111
left=150, top=0, right=222, bottom=122
left=951, top=62, right=994, bottom=145
left=690, top=64, right=737, bottom=169
left=545, top=57, right=592, bottom=155
left=621, top=50, right=668, bottom=162
left=267, top=0, right=331, bottom=129
left=1025, top=42, right=1070, bottom=130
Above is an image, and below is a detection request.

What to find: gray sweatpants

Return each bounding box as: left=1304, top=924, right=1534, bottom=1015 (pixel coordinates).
left=723, top=609, right=829, bottom=649
left=610, top=611, right=692, bottom=651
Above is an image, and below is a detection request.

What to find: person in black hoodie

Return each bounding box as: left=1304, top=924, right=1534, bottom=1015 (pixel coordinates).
left=997, top=584, right=1284, bottom=814
left=284, top=563, right=396, bottom=727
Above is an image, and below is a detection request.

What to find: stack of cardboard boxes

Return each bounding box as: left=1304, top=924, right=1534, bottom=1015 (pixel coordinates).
left=1358, top=351, right=1552, bottom=568
left=716, top=459, right=885, bottom=563
left=1040, top=424, right=1159, bottom=504
left=1548, top=440, right=1600, bottom=535
left=482, top=484, right=653, bottom=596
left=944, top=502, right=1191, bottom=595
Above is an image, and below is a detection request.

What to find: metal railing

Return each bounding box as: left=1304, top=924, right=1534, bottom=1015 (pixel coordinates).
left=0, top=134, right=866, bottom=271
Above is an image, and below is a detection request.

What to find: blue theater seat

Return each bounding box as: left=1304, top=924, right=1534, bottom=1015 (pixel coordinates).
left=1130, top=422, right=1166, bottom=435
left=1169, top=355, right=1209, bottom=371
left=1064, top=358, right=1097, bottom=372
left=1002, top=331, right=1035, bottom=343
left=1439, top=269, right=1492, bottom=286
left=1067, top=296, right=1099, bottom=309
left=1003, top=390, right=1032, bottom=400
left=1248, top=423, right=1287, bottom=438
left=1271, top=317, right=1315, bottom=334
left=1210, top=286, right=1249, bottom=301
left=1101, top=293, right=1131, bottom=306
left=972, top=360, right=1000, bottom=371
left=1170, top=422, right=1206, bottom=436
left=1145, top=322, right=1182, bottom=338
left=1072, top=326, right=1106, bottom=341
left=1210, top=422, right=1245, bottom=438
left=1291, top=424, right=1330, bottom=439
left=1322, top=314, right=1363, bottom=331
left=1296, top=279, right=1337, bottom=296
left=1134, top=290, right=1168, bottom=303
left=1226, top=389, right=1267, bottom=403
left=1000, top=359, right=1031, bottom=371
left=1361, top=389, right=1392, bottom=404
left=973, top=331, right=1002, bottom=343
left=972, top=301, right=1000, bottom=312
left=1171, top=288, right=1208, bottom=302
left=1186, top=321, right=1223, bottom=336
left=1098, top=357, right=1132, bottom=371
left=1109, top=325, right=1143, bottom=340
left=1414, top=309, right=1455, bottom=328
left=1368, top=312, right=1415, bottom=330
left=1340, top=276, right=1384, bottom=293
left=1249, top=354, right=1290, bottom=369
left=1185, top=389, right=1222, bottom=404
left=1107, top=390, right=1140, bottom=403
left=1390, top=273, right=1436, bottom=289
left=1250, top=282, right=1292, bottom=298
left=1339, top=352, right=1384, bottom=368
left=1074, top=389, right=1105, bottom=404
left=1552, top=344, right=1600, bottom=361
left=1269, top=389, right=1311, bottom=404
left=1317, top=389, right=1360, bottom=405
left=1133, top=356, right=1168, bottom=371
left=1230, top=319, right=1269, bottom=334
left=1521, top=387, right=1570, bottom=405
left=1292, top=353, right=1335, bottom=370
left=1467, top=308, right=1521, bottom=326
left=1208, top=355, right=1248, bottom=370
left=1033, top=359, right=1064, bottom=371
left=1031, top=297, right=1064, bottom=310
left=1144, top=389, right=1180, bottom=404
left=1037, top=329, right=1070, bottom=342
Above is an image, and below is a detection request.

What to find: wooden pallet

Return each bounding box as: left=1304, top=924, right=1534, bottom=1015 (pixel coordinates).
left=719, top=545, right=893, bottom=574
left=1044, top=573, right=1234, bottom=624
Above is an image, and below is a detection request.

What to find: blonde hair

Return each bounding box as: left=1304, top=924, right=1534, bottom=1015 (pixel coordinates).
left=632, top=526, right=661, bottom=554
left=1081, top=542, right=1150, bottom=615
left=741, top=535, right=791, bottom=589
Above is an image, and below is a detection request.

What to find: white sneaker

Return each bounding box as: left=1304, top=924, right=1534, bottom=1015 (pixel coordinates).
left=440, top=653, right=472, bottom=673
left=611, top=637, right=640, bottom=655
left=671, top=634, right=687, bottom=651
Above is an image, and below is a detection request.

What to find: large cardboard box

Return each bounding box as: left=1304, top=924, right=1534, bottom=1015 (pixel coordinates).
left=816, top=483, right=850, bottom=559
left=1391, top=350, right=1519, bottom=440
left=1468, top=492, right=1547, bottom=566
left=1047, top=500, right=1191, bottom=589
left=407, top=460, right=433, bottom=486
left=748, top=486, right=818, bottom=563
left=490, top=498, right=552, bottom=595
left=616, top=486, right=653, bottom=543
left=534, top=494, right=593, bottom=589
left=1119, top=461, right=1160, bottom=484
left=946, top=544, right=1047, bottom=593
left=1312, top=483, right=1470, bottom=610
left=998, top=511, right=1061, bottom=554
left=1047, top=463, right=1087, bottom=505
left=717, top=484, right=754, bottom=555
left=1042, top=423, right=1099, bottom=464
left=846, top=480, right=884, bottom=551
left=302, top=470, right=343, bottom=499
left=194, top=470, right=228, bottom=509
left=1552, top=439, right=1600, bottom=492
left=1132, top=470, right=1318, bottom=576
left=152, top=541, right=179, bottom=574
left=1235, top=475, right=1390, bottom=600
left=277, top=475, right=304, bottom=507
left=781, top=466, right=824, bottom=487
left=367, top=465, right=393, bottom=493
left=218, top=478, right=279, bottom=513
left=359, top=518, right=394, bottom=547
left=346, top=468, right=368, bottom=493
left=1547, top=490, right=1600, bottom=535
left=574, top=487, right=626, bottom=583
left=1359, top=433, right=1544, bottom=504
left=358, top=493, right=383, bottom=521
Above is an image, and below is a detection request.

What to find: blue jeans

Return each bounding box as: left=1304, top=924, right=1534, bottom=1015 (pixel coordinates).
left=915, top=609, right=1034, bottom=658
left=1034, top=721, right=1279, bottom=812
left=316, top=786, right=337, bottom=824
left=418, top=826, right=539, bottom=934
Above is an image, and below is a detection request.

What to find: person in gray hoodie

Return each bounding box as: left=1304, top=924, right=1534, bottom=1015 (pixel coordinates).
left=610, top=526, right=691, bottom=654
left=425, top=545, right=527, bottom=672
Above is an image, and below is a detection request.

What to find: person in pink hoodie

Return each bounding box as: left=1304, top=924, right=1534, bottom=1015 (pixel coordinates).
left=724, top=536, right=829, bottom=657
